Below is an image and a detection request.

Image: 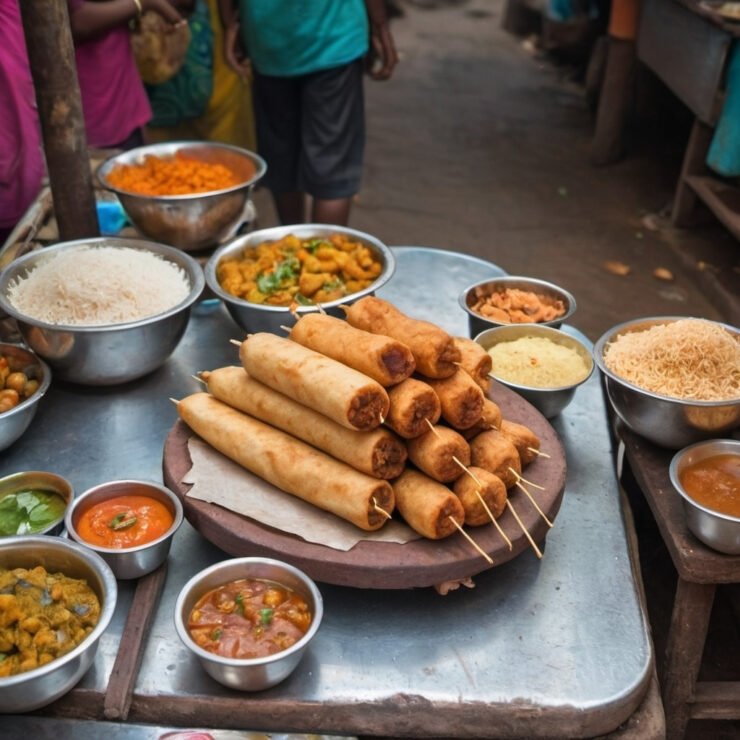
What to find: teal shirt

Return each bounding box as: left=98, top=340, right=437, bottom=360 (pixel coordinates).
left=238, top=0, right=369, bottom=77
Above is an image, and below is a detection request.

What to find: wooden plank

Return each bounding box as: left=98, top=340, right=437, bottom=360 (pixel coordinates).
left=671, top=119, right=714, bottom=226
left=685, top=174, right=740, bottom=239
left=692, top=681, right=740, bottom=719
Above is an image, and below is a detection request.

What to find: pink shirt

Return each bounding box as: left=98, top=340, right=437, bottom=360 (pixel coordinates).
left=0, top=0, right=45, bottom=229
left=68, top=0, right=151, bottom=148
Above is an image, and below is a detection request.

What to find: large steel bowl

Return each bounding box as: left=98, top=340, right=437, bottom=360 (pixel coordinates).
left=204, top=224, right=395, bottom=334
left=594, top=317, right=740, bottom=449
left=0, top=535, right=117, bottom=713
left=97, top=141, right=266, bottom=251
left=0, top=343, right=51, bottom=451
left=669, top=439, right=740, bottom=554
left=0, top=237, right=205, bottom=385
left=174, top=557, right=323, bottom=691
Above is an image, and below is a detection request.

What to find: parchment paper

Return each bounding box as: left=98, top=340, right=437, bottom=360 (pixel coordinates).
left=183, top=438, right=420, bottom=552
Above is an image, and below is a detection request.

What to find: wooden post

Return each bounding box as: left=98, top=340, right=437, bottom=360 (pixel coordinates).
left=18, top=0, right=100, bottom=240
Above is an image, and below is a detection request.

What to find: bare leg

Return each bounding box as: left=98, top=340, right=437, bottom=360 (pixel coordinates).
left=273, top=191, right=306, bottom=225
left=311, top=196, right=352, bottom=226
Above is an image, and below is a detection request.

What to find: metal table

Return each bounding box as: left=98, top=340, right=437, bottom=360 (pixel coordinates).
left=0, top=248, right=653, bottom=738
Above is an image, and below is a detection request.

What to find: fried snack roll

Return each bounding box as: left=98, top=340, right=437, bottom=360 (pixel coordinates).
left=406, top=425, right=470, bottom=482
left=386, top=377, right=441, bottom=439
left=423, top=369, right=485, bottom=430
left=202, top=366, right=407, bottom=479
left=453, top=467, right=507, bottom=525
left=461, top=398, right=503, bottom=440
left=289, top=313, right=415, bottom=386
left=344, top=296, right=461, bottom=378
left=453, top=336, right=492, bottom=393
left=392, top=469, right=465, bottom=539
left=176, top=393, right=394, bottom=531
left=500, top=419, right=540, bottom=467
left=469, top=429, right=521, bottom=488
left=239, top=332, right=389, bottom=430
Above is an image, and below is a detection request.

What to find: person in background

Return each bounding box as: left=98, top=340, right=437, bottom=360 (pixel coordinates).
left=66, top=0, right=186, bottom=150
left=219, top=0, right=398, bottom=226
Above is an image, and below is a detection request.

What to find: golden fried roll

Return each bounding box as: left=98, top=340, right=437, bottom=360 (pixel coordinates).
left=239, top=332, right=389, bottom=431
left=469, top=429, right=521, bottom=489
left=289, top=313, right=415, bottom=386
left=386, top=377, right=442, bottom=439
left=453, top=467, right=507, bottom=525
left=202, top=366, right=407, bottom=479
left=177, top=393, right=394, bottom=531
left=499, top=419, right=540, bottom=467
left=345, top=296, right=460, bottom=378
left=423, top=369, right=485, bottom=430
left=392, top=469, right=465, bottom=539
left=453, top=336, right=492, bottom=393
left=461, top=398, right=502, bottom=439
left=406, top=425, right=470, bottom=482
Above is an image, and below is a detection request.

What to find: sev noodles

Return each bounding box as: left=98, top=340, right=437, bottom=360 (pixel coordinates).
left=602, top=319, right=740, bottom=401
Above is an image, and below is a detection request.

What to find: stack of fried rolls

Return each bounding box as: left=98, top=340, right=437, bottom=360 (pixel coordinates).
left=176, top=299, right=544, bottom=545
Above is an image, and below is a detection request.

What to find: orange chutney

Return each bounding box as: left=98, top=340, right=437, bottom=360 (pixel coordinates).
left=77, top=494, right=174, bottom=548
left=679, top=454, right=740, bottom=518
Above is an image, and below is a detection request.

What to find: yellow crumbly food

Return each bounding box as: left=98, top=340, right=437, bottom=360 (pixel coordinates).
left=602, top=319, right=740, bottom=401
left=487, top=336, right=590, bottom=388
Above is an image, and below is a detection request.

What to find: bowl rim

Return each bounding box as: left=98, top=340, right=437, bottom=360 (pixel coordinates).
left=0, top=237, right=205, bottom=332
left=668, top=438, right=740, bottom=524
left=96, top=140, right=268, bottom=201
left=0, top=342, right=52, bottom=419
left=203, top=223, right=396, bottom=315
left=458, top=275, right=577, bottom=327
left=0, top=534, right=118, bottom=688
left=174, top=556, right=324, bottom=667
left=65, top=479, right=184, bottom=554
left=473, top=324, right=595, bottom=392
left=593, top=315, right=740, bottom=407
left=0, top=470, right=73, bottom=536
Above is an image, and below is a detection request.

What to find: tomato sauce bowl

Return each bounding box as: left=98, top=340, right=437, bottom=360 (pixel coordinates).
left=65, top=480, right=183, bottom=579
left=174, top=557, right=323, bottom=691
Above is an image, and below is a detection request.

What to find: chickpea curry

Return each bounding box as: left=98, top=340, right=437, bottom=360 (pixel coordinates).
left=0, top=353, right=40, bottom=414
left=0, top=566, right=100, bottom=677
left=188, top=578, right=312, bottom=659
left=216, top=233, right=383, bottom=307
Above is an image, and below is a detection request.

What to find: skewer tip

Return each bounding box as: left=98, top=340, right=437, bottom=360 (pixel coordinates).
left=229, top=338, right=243, bottom=347
left=169, top=397, right=180, bottom=406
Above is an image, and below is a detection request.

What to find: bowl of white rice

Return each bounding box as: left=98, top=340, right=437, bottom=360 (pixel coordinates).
left=0, top=237, right=204, bottom=385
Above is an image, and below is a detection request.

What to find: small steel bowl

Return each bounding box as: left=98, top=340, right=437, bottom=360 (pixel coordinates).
left=0, top=343, right=51, bottom=452
left=459, top=275, right=577, bottom=338
left=474, top=324, right=594, bottom=418
left=0, top=535, right=117, bottom=713
left=174, top=557, right=323, bottom=691
left=0, top=237, right=205, bottom=385
left=65, top=480, right=183, bottom=580
left=669, top=439, right=740, bottom=554
left=0, top=471, right=73, bottom=537
left=594, top=317, right=740, bottom=449
left=204, top=224, right=395, bottom=334
left=97, top=141, right=267, bottom=252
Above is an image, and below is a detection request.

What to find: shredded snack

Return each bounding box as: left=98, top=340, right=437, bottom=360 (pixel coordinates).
left=7, top=245, right=191, bottom=326
left=602, top=319, right=740, bottom=401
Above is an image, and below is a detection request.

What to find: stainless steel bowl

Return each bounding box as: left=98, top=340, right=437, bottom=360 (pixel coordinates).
left=594, top=317, right=740, bottom=449
left=474, top=324, right=594, bottom=418
left=0, top=535, right=117, bottom=713
left=204, top=224, right=396, bottom=334
left=459, top=275, right=577, bottom=337
left=174, top=557, right=323, bottom=691
left=97, top=141, right=267, bottom=251
left=0, top=471, right=73, bottom=537
left=0, top=237, right=205, bottom=385
left=65, top=479, right=183, bottom=580
left=0, top=343, right=51, bottom=451
left=669, top=439, right=740, bottom=554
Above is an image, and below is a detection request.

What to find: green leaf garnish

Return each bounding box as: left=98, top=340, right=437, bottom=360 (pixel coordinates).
left=259, top=608, right=274, bottom=626
left=256, top=257, right=300, bottom=294
left=211, top=628, right=222, bottom=641
left=109, top=513, right=137, bottom=531
left=293, top=292, right=312, bottom=306
left=235, top=593, right=244, bottom=615
left=304, top=238, right=331, bottom=253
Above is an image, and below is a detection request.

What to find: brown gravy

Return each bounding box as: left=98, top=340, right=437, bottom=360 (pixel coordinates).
left=679, top=453, right=740, bottom=518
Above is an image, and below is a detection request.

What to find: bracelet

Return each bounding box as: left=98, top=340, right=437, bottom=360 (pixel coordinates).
left=132, top=0, right=143, bottom=18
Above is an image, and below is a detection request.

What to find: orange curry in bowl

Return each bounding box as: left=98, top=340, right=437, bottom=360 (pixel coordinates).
left=679, top=453, right=740, bottom=518
left=188, top=578, right=312, bottom=659
left=76, top=494, right=174, bottom=549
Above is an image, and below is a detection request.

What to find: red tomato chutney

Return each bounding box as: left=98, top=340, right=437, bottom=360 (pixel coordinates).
left=76, top=494, right=174, bottom=548
left=679, top=453, right=740, bottom=518
left=187, top=578, right=312, bottom=659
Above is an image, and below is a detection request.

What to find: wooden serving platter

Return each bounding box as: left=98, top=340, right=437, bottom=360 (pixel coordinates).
left=162, top=380, right=567, bottom=589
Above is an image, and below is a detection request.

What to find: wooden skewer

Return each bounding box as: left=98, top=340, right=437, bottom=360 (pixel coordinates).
left=372, top=497, right=392, bottom=521
left=424, top=418, right=442, bottom=438
left=192, top=374, right=205, bottom=384
left=505, top=500, right=542, bottom=559
left=456, top=460, right=482, bottom=487
left=316, top=303, right=328, bottom=315
left=280, top=324, right=292, bottom=333
left=474, top=491, right=513, bottom=550
left=528, top=447, right=551, bottom=459
left=514, top=481, right=553, bottom=528
left=339, top=304, right=350, bottom=314
left=229, top=338, right=242, bottom=347
left=448, top=517, right=493, bottom=565
left=169, top=397, right=180, bottom=406
left=508, top=467, right=546, bottom=491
